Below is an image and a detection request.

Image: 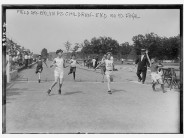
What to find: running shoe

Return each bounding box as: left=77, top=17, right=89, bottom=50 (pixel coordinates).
left=58, top=89, right=61, bottom=95
left=47, top=89, right=51, bottom=95
left=108, top=90, right=112, bottom=94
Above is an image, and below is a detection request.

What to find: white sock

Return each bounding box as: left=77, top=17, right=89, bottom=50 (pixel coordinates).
left=107, top=82, right=111, bottom=91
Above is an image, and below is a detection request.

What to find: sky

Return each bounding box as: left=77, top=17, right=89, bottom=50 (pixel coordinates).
left=6, top=9, right=180, bottom=54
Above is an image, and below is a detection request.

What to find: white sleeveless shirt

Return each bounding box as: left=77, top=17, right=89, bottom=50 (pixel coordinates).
left=54, top=57, right=64, bottom=72
left=70, top=59, right=77, bottom=67
left=105, top=59, right=113, bottom=71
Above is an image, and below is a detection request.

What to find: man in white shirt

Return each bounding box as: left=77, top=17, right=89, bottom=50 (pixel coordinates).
left=92, top=57, right=96, bottom=69
left=47, top=49, right=68, bottom=95
left=121, top=58, right=124, bottom=64
left=24, top=53, right=28, bottom=68
left=95, top=52, right=114, bottom=94
left=68, top=54, right=80, bottom=80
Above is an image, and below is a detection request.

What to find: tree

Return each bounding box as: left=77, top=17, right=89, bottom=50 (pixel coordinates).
left=72, top=43, right=80, bottom=53
left=41, top=48, right=48, bottom=59
left=132, top=33, right=180, bottom=60
left=64, top=41, right=72, bottom=53
left=81, top=36, right=120, bottom=56
left=119, top=42, right=132, bottom=59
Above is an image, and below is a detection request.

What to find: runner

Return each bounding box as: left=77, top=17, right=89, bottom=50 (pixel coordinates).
left=145, top=50, right=166, bottom=93
left=35, top=55, right=48, bottom=83
left=47, top=49, right=67, bottom=95
left=97, top=54, right=107, bottom=83
left=92, top=57, right=96, bottom=69
left=95, top=52, right=114, bottom=94
left=68, top=54, right=80, bottom=81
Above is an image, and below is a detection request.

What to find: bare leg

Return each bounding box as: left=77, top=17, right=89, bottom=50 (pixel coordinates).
left=152, top=82, right=156, bottom=91
left=106, top=75, right=112, bottom=94
left=159, top=79, right=166, bottom=93
left=38, top=72, right=41, bottom=79
left=59, top=78, right=63, bottom=90
left=50, top=77, right=58, bottom=91
left=58, top=78, right=63, bottom=94
left=73, top=72, right=75, bottom=80
left=102, top=74, right=104, bottom=82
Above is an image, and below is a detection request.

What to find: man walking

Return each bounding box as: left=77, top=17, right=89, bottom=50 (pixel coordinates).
left=135, top=49, right=150, bottom=84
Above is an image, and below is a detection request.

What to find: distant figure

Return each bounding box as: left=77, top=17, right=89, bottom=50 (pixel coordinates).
left=100, top=54, right=107, bottom=83
left=87, top=57, right=91, bottom=69
left=95, top=52, right=114, bottom=94
left=35, top=55, right=48, bottom=83
left=135, top=49, right=150, bottom=84
left=95, top=56, right=99, bottom=68
left=28, top=54, right=31, bottom=67
left=121, top=58, right=124, bottom=64
left=92, top=57, right=96, bottom=69
left=68, top=54, right=80, bottom=81
left=24, top=53, right=28, bottom=68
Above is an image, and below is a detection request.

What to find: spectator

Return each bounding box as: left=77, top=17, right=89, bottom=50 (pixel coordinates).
left=28, top=54, right=31, bottom=66
left=95, top=56, right=99, bottom=68
left=92, top=57, right=96, bottom=69
left=121, top=58, right=124, bottom=64
left=24, top=53, right=28, bottom=68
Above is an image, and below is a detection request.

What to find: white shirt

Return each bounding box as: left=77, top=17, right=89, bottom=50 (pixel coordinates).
left=141, top=55, right=144, bottom=61
left=24, top=55, right=28, bottom=59
left=54, top=57, right=64, bottom=72
left=105, top=59, right=113, bottom=71
left=70, top=59, right=77, bottom=67
left=110, top=56, right=113, bottom=61
left=92, top=59, right=96, bottom=65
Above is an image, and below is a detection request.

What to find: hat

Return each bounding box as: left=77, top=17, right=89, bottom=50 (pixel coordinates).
left=141, top=49, right=146, bottom=52
left=106, top=52, right=112, bottom=55
left=56, top=49, right=63, bottom=54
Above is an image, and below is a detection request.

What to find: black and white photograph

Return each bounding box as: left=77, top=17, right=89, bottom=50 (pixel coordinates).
left=2, top=4, right=183, bottom=134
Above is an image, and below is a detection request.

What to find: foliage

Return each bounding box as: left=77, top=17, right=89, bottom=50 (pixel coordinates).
left=41, top=48, right=48, bottom=59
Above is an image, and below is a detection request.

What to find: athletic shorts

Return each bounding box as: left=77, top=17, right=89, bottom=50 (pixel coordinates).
left=54, top=70, right=64, bottom=79
left=69, top=67, right=76, bottom=73
left=101, top=66, right=106, bottom=74
left=105, top=70, right=113, bottom=77
left=151, top=72, right=163, bottom=83
left=35, top=66, right=43, bottom=74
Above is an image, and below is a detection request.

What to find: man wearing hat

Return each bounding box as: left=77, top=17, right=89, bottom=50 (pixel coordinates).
left=135, top=49, right=150, bottom=84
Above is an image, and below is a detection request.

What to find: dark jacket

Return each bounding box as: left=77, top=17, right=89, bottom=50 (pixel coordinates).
left=135, top=55, right=150, bottom=70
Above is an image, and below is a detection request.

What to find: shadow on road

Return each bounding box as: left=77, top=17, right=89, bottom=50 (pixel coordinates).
left=6, top=88, right=28, bottom=97
left=6, top=88, right=28, bottom=104
left=64, top=91, right=83, bottom=95
left=111, top=89, right=127, bottom=93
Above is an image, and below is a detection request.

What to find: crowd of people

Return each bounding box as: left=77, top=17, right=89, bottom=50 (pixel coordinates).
left=6, top=38, right=35, bottom=71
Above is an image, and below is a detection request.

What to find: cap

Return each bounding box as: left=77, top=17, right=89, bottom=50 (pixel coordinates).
left=106, top=52, right=112, bottom=55
left=56, top=49, right=63, bottom=54
left=141, top=49, right=146, bottom=52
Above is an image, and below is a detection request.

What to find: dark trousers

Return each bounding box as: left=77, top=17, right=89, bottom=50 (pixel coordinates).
left=25, top=59, right=28, bottom=68
left=137, top=69, right=147, bottom=83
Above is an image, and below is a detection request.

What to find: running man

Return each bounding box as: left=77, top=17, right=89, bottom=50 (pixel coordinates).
left=95, top=52, right=114, bottom=94
left=96, top=54, right=107, bottom=83
left=47, top=49, right=67, bottom=95
left=146, top=51, right=166, bottom=93
left=92, top=57, right=96, bottom=69
left=68, top=54, right=80, bottom=81
left=35, top=55, right=48, bottom=83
